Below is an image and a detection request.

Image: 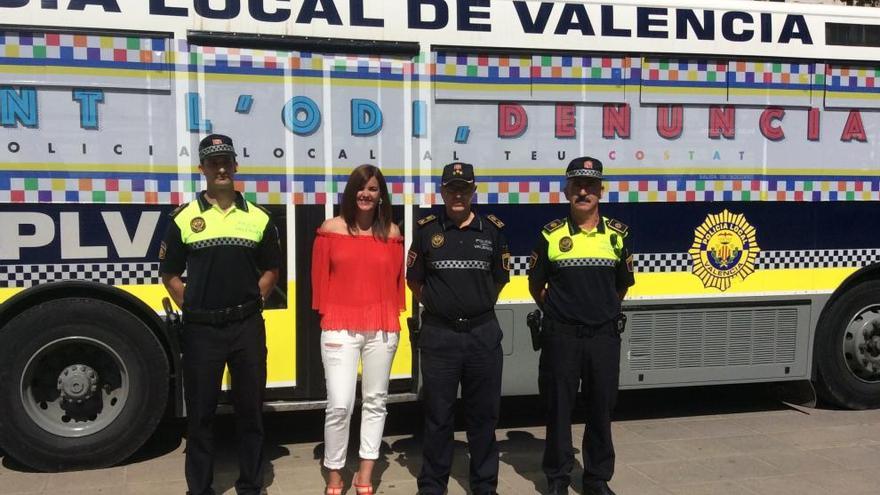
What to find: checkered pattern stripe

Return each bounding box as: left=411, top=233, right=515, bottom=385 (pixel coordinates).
left=756, top=249, right=880, bottom=269
left=1, top=263, right=160, bottom=289
left=635, top=253, right=692, bottom=273
left=730, top=61, right=813, bottom=87
left=326, top=54, right=412, bottom=75
left=189, top=237, right=259, bottom=250
left=434, top=52, right=530, bottom=81
left=429, top=260, right=491, bottom=271
left=0, top=31, right=168, bottom=67
left=509, top=256, right=532, bottom=276
left=530, top=55, right=627, bottom=82
left=826, top=64, right=880, bottom=91
left=190, top=45, right=298, bottom=71
left=642, top=58, right=727, bottom=84
left=4, top=175, right=880, bottom=206
left=554, top=258, right=616, bottom=268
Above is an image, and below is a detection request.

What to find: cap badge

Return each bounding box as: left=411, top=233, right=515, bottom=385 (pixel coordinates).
left=559, top=236, right=573, bottom=253
left=212, top=138, right=222, bottom=145
left=190, top=217, right=206, bottom=233
left=584, top=160, right=593, bottom=169
left=453, top=164, right=463, bottom=175
left=431, top=233, right=445, bottom=249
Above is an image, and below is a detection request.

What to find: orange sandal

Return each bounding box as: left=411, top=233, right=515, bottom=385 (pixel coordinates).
left=354, top=483, right=373, bottom=495
left=325, top=485, right=344, bottom=495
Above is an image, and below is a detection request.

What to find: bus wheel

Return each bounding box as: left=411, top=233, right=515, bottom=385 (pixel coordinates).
left=815, top=280, right=880, bottom=410
left=0, top=298, right=169, bottom=471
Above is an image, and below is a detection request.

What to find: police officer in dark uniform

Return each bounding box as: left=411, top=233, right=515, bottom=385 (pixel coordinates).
left=159, top=134, right=281, bottom=495
left=528, top=157, right=634, bottom=495
left=407, top=162, right=510, bottom=495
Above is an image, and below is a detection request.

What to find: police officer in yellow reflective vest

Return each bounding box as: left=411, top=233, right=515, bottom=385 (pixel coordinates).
left=528, top=157, right=634, bottom=495
left=159, top=134, right=280, bottom=495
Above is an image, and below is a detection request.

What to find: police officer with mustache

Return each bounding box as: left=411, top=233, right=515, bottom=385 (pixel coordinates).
left=528, top=157, right=635, bottom=495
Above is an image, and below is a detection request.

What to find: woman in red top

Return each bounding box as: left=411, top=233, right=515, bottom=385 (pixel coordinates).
left=312, top=164, right=404, bottom=495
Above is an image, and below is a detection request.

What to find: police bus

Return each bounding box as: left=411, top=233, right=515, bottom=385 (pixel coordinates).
left=1, top=0, right=879, bottom=471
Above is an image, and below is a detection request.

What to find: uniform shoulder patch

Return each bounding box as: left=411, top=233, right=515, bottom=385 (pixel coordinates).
left=417, top=214, right=438, bottom=227
left=168, top=203, right=188, bottom=218
left=606, top=217, right=629, bottom=236
left=485, top=214, right=504, bottom=229
left=543, top=219, right=565, bottom=234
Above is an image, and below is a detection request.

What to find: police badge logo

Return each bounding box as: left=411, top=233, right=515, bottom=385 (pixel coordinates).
left=559, top=236, right=573, bottom=253
left=431, top=233, right=445, bottom=248
left=407, top=249, right=418, bottom=268
left=689, top=209, right=760, bottom=291
left=158, top=241, right=167, bottom=260
left=190, top=217, right=206, bottom=233
left=502, top=252, right=511, bottom=271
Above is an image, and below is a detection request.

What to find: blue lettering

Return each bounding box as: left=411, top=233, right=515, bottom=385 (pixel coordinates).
left=637, top=7, right=667, bottom=39
left=249, top=0, right=289, bottom=22
left=42, top=0, right=58, bottom=8
left=150, top=0, right=187, bottom=16
left=68, top=0, right=120, bottom=11
left=0, top=0, right=29, bottom=7
left=195, top=0, right=239, bottom=19
left=601, top=5, right=631, bottom=37
left=513, top=1, right=552, bottom=34
left=296, top=0, right=342, bottom=25
left=408, top=0, right=448, bottom=30
left=0, top=86, right=38, bottom=128
left=412, top=100, right=426, bottom=138
left=779, top=15, right=812, bottom=44
left=351, top=99, right=382, bottom=136
left=350, top=0, right=383, bottom=27
left=676, top=9, right=714, bottom=40
left=281, top=96, right=321, bottom=136
left=760, top=13, right=772, bottom=43
left=72, top=89, right=104, bottom=130
left=722, top=11, right=753, bottom=42
left=554, top=4, right=594, bottom=36
left=458, top=0, right=490, bottom=32
left=186, top=93, right=212, bottom=133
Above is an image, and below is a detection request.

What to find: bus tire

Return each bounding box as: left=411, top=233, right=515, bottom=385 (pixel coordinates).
left=814, top=280, right=880, bottom=410
left=0, top=297, right=169, bottom=471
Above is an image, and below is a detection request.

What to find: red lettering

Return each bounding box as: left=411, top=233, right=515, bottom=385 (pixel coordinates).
left=603, top=103, right=630, bottom=139
left=498, top=103, right=528, bottom=138
left=708, top=105, right=735, bottom=139
left=555, top=104, right=576, bottom=138
left=759, top=107, right=785, bottom=141
left=656, top=105, right=683, bottom=139
left=807, top=107, right=820, bottom=141
left=841, top=110, right=867, bottom=142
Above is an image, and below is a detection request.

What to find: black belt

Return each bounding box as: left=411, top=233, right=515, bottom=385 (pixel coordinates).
left=544, top=318, right=616, bottom=338
left=422, top=310, right=496, bottom=333
left=184, top=299, right=262, bottom=325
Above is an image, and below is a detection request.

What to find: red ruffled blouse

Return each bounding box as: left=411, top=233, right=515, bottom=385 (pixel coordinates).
left=311, top=231, right=405, bottom=332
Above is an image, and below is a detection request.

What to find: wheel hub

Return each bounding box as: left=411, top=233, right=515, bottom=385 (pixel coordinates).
left=57, top=364, right=99, bottom=402
left=843, top=308, right=880, bottom=383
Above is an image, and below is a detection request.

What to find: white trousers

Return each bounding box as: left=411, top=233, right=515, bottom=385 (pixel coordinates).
left=320, top=330, right=399, bottom=469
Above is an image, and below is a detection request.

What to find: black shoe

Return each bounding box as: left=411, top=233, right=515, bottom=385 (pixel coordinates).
left=583, top=480, right=616, bottom=495
left=547, top=482, right=569, bottom=495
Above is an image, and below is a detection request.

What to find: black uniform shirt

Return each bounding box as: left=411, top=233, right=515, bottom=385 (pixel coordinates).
left=529, top=215, right=634, bottom=326
left=406, top=213, right=510, bottom=319
left=159, top=191, right=281, bottom=311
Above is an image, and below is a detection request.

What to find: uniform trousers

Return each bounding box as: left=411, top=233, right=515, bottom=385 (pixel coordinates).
left=538, top=319, right=620, bottom=490
left=417, top=318, right=503, bottom=495
left=182, top=312, right=267, bottom=495
left=320, top=330, right=400, bottom=469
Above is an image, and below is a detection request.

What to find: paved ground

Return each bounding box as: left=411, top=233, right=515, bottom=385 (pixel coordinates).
left=2, top=383, right=880, bottom=494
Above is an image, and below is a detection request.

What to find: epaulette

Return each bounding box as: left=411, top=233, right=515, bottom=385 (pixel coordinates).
left=417, top=214, right=438, bottom=227
left=606, top=217, right=629, bottom=236
left=543, top=219, right=565, bottom=234
left=485, top=214, right=504, bottom=229
left=168, top=203, right=187, bottom=218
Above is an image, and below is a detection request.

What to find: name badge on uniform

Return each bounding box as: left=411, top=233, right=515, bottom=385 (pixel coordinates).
left=190, top=217, right=206, bottom=233
left=559, top=236, right=573, bottom=252
left=431, top=233, right=445, bottom=248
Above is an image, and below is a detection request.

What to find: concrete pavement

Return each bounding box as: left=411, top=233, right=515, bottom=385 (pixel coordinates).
left=2, top=384, right=879, bottom=494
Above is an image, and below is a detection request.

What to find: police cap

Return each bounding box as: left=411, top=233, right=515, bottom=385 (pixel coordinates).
left=199, top=134, right=237, bottom=161
left=441, top=162, right=475, bottom=186
left=565, top=156, right=603, bottom=180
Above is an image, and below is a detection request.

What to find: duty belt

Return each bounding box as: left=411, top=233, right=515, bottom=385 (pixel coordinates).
left=543, top=317, right=616, bottom=338
left=184, top=299, right=262, bottom=325
left=422, top=310, right=496, bottom=333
